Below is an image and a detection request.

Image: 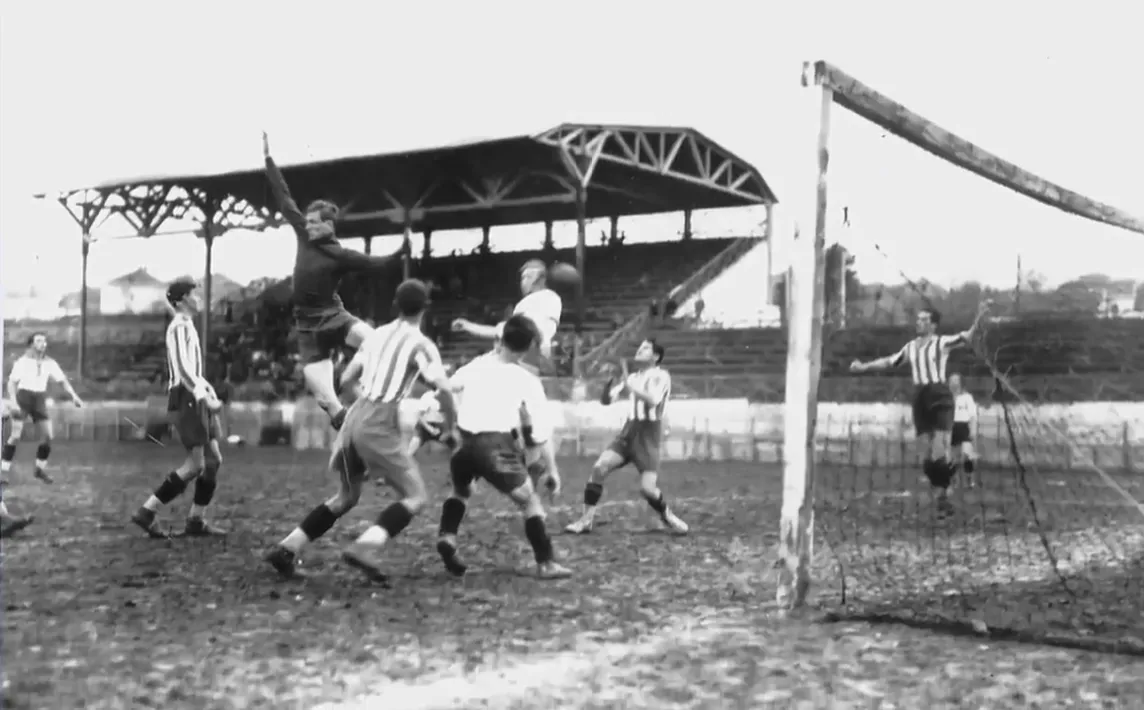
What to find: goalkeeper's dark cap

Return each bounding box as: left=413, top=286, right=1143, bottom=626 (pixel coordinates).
left=166, top=278, right=197, bottom=307
left=394, top=279, right=430, bottom=316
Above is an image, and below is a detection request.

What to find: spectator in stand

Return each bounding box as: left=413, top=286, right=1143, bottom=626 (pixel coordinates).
left=694, top=296, right=705, bottom=322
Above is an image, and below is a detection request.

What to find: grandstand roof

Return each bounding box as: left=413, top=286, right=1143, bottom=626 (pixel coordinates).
left=46, top=124, right=777, bottom=239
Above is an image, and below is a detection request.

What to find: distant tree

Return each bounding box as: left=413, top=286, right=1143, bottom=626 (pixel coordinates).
left=1052, top=280, right=1102, bottom=314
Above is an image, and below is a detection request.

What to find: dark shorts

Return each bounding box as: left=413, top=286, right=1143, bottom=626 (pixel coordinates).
left=295, top=306, right=365, bottom=364
left=912, top=383, right=954, bottom=436
left=331, top=399, right=410, bottom=485
left=15, top=390, right=49, bottom=423
left=607, top=419, right=663, bottom=473
left=414, top=420, right=443, bottom=444
left=451, top=431, right=529, bottom=495
left=167, top=386, right=220, bottom=449
left=951, top=421, right=972, bottom=446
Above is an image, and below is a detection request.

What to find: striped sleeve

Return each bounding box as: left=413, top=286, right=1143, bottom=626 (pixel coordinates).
left=941, top=333, right=967, bottom=349
left=168, top=321, right=207, bottom=395
left=412, top=338, right=446, bottom=384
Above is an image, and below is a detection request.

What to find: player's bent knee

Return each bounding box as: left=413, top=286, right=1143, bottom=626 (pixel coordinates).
left=401, top=495, right=426, bottom=516
left=638, top=472, right=659, bottom=497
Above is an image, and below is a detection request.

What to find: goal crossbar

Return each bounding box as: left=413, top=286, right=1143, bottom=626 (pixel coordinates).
left=778, top=60, right=1144, bottom=611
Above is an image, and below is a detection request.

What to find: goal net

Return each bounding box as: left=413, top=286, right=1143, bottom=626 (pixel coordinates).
left=787, top=62, right=1144, bottom=655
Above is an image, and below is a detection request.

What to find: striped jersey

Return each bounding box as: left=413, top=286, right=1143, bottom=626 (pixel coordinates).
left=890, top=334, right=966, bottom=386
left=166, top=313, right=210, bottom=395
left=954, top=392, right=976, bottom=422
left=8, top=354, right=65, bottom=393
left=355, top=319, right=444, bottom=403
left=624, top=366, right=671, bottom=422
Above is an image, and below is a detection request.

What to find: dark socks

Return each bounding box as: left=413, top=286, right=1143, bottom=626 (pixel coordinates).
left=154, top=472, right=189, bottom=505
left=192, top=478, right=217, bottom=507
left=1, top=443, right=15, bottom=464
left=923, top=458, right=955, bottom=489
left=299, top=503, right=339, bottom=542
left=584, top=482, right=603, bottom=506
left=524, top=515, right=554, bottom=564
left=34, top=442, right=51, bottom=467
left=644, top=491, right=667, bottom=515
left=439, top=497, right=467, bottom=536
left=377, top=502, right=415, bottom=538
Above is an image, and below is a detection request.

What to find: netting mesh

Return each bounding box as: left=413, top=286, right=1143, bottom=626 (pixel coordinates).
left=806, top=107, right=1144, bottom=654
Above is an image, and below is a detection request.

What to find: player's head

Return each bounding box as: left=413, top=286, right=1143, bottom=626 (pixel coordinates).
left=948, top=373, right=962, bottom=393
left=26, top=332, right=47, bottom=354
left=916, top=308, right=940, bottom=335
left=500, top=314, right=536, bottom=355
left=634, top=338, right=665, bottom=365
left=519, top=259, right=547, bottom=296
left=166, top=278, right=200, bottom=314
left=394, top=279, right=430, bottom=319
left=303, top=199, right=339, bottom=242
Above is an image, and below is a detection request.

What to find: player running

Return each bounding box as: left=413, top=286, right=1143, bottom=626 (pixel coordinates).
left=131, top=279, right=227, bottom=539
left=451, top=259, right=563, bottom=480
left=565, top=338, right=688, bottom=535
left=263, top=280, right=456, bottom=584
left=263, top=131, right=397, bottom=431
left=849, top=302, right=989, bottom=514
left=2, top=332, right=83, bottom=485
left=949, top=373, right=979, bottom=485
left=436, top=314, right=569, bottom=580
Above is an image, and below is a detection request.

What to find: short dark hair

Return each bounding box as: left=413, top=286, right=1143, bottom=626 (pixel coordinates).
left=26, top=331, right=46, bottom=346
left=920, top=307, right=942, bottom=326
left=394, top=279, right=429, bottom=316
left=501, top=314, right=537, bottom=354
left=304, top=200, right=340, bottom=222
left=648, top=338, right=665, bottom=364
left=166, top=278, right=197, bottom=307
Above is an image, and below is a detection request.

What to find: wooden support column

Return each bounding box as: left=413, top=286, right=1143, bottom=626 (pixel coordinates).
left=778, top=61, right=832, bottom=612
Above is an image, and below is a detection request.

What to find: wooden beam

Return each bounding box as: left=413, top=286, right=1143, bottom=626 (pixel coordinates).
left=813, top=61, right=1144, bottom=235
left=777, top=62, right=831, bottom=612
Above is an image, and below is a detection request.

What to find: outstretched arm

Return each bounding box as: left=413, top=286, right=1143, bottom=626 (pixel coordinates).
left=263, top=132, right=306, bottom=237
left=850, top=344, right=907, bottom=374
left=951, top=300, right=993, bottom=346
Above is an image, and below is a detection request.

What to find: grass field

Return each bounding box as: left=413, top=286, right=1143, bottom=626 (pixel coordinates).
left=2, top=442, right=1143, bottom=709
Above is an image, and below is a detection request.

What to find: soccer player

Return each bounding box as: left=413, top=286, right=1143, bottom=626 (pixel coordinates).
left=0, top=489, right=34, bottom=538
left=263, top=280, right=456, bottom=583
left=565, top=339, right=689, bottom=535
left=949, top=373, right=979, bottom=484
left=436, top=314, right=569, bottom=580
left=130, top=280, right=227, bottom=538
left=849, top=302, right=989, bottom=513
left=451, top=259, right=562, bottom=481
left=3, top=332, right=84, bottom=484
left=263, top=131, right=396, bottom=430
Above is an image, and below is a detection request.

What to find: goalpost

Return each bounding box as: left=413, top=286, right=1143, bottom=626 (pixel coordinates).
left=778, top=61, right=1144, bottom=635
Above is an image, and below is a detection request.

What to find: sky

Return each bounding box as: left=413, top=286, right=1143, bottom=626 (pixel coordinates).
left=2, top=0, right=1143, bottom=303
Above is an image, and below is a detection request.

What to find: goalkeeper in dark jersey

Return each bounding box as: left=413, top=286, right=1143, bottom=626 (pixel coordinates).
left=263, top=132, right=397, bottom=429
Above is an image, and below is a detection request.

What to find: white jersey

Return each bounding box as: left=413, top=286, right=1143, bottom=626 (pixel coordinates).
left=450, top=356, right=550, bottom=441
left=513, top=288, right=562, bottom=356
left=953, top=392, right=976, bottom=423
left=8, top=354, right=65, bottom=394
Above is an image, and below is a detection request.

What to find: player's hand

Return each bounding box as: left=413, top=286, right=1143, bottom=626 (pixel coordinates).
left=451, top=318, right=470, bottom=333
left=518, top=400, right=532, bottom=427
left=849, top=359, right=865, bottom=373
left=71, top=396, right=84, bottom=408
left=540, top=470, right=562, bottom=500
left=204, top=394, right=224, bottom=413
left=619, top=359, right=629, bottom=378
left=262, top=131, right=270, bottom=158
left=977, top=299, right=993, bottom=315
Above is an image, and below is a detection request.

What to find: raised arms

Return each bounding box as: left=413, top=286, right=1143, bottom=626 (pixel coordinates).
left=262, top=132, right=306, bottom=238
left=849, top=346, right=907, bottom=374
left=312, top=240, right=396, bottom=272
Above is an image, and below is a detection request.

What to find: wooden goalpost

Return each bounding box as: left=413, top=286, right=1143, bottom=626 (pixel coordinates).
left=777, top=60, right=1144, bottom=611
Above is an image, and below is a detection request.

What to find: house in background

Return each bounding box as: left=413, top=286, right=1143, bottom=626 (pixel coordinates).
left=98, top=268, right=168, bottom=315
left=57, top=287, right=102, bottom=318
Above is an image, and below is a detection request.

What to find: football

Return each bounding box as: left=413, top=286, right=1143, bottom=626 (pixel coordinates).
left=548, top=262, right=581, bottom=289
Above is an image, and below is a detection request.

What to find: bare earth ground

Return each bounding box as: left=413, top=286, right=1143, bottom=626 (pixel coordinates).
left=2, top=442, right=1142, bottom=709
